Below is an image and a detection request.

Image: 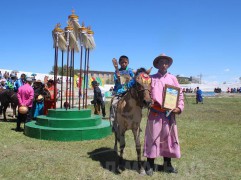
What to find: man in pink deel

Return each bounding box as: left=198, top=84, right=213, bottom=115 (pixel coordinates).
left=144, top=54, right=184, bottom=175
left=15, top=77, right=34, bottom=131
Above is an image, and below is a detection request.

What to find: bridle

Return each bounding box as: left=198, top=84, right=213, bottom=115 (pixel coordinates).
left=129, top=74, right=151, bottom=107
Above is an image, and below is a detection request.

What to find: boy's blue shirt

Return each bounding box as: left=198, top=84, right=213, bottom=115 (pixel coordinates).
left=113, top=67, right=135, bottom=94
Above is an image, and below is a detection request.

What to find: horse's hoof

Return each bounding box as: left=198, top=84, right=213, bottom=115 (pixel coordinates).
left=114, top=168, right=121, bottom=174
left=139, top=168, right=146, bottom=176
left=119, top=164, right=125, bottom=171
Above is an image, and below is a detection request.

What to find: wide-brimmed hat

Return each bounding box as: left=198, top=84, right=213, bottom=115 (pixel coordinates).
left=47, top=79, right=54, bottom=84
left=153, top=53, right=173, bottom=69
left=0, top=79, right=6, bottom=83
left=26, top=77, right=33, bottom=82
left=35, top=79, right=42, bottom=83
left=10, top=73, right=16, bottom=78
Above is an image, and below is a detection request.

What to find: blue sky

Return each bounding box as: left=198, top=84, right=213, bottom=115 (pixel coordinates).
left=0, top=0, right=241, bottom=84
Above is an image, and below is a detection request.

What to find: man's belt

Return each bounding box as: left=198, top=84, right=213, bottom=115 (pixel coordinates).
left=150, top=103, right=166, bottom=114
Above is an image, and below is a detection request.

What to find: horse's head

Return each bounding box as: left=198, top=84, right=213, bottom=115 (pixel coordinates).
left=133, top=67, right=152, bottom=108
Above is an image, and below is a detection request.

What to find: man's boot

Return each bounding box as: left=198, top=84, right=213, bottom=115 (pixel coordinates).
left=163, top=157, right=178, bottom=173
left=146, top=158, right=154, bottom=176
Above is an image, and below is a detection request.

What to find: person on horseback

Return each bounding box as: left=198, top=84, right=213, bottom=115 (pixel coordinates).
left=110, top=55, right=135, bottom=131
left=144, top=54, right=184, bottom=175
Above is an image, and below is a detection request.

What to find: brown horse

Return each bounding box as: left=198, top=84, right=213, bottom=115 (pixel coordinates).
left=0, top=89, right=18, bottom=120
left=113, top=67, right=152, bottom=174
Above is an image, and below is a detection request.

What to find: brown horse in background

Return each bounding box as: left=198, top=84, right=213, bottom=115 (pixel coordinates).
left=0, top=89, right=18, bottom=120
left=113, top=67, right=152, bottom=174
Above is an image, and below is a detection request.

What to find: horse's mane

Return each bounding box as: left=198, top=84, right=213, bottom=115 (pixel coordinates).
left=135, top=67, right=147, bottom=77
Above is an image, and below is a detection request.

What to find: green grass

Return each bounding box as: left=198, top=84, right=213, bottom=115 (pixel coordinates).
left=0, top=96, right=241, bottom=179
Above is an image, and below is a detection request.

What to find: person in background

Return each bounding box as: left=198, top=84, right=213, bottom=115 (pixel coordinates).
left=196, top=86, right=203, bottom=104
left=110, top=55, right=135, bottom=131
left=14, top=73, right=26, bottom=92
left=143, top=54, right=184, bottom=176
left=0, top=79, right=7, bottom=90
left=91, top=80, right=106, bottom=118
left=43, top=79, right=58, bottom=115
left=15, top=77, right=34, bottom=131
left=32, top=80, right=45, bottom=119
left=6, top=73, right=16, bottom=90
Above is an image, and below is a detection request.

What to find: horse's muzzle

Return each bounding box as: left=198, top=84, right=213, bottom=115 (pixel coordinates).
left=143, top=100, right=152, bottom=108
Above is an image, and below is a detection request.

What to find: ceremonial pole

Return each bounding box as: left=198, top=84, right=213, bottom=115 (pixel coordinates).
left=68, top=10, right=80, bottom=109
left=60, top=50, right=64, bottom=108
left=52, top=24, right=67, bottom=109
left=78, top=45, right=83, bottom=110
left=64, top=24, right=73, bottom=110
left=69, top=49, right=73, bottom=107
left=85, top=48, right=90, bottom=108
left=72, top=49, right=75, bottom=108
left=85, top=27, right=96, bottom=108
left=78, top=23, right=88, bottom=108
left=82, top=48, right=87, bottom=108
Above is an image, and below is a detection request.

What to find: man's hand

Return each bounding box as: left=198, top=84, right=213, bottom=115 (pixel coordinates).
left=172, top=107, right=181, bottom=114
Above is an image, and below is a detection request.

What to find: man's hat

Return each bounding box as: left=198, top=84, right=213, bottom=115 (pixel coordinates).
left=153, top=53, right=173, bottom=69
left=0, top=79, right=6, bottom=83
left=10, top=73, right=16, bottom=78
left=47, top=79, right=54, bottom=84
left=26, top=77, right=33, bottom=82
left=35, top=79, right=42, bottom=83
left=91, top=80, right=98, bottom=86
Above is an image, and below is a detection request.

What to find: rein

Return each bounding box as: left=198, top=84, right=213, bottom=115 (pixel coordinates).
left=128, top=85, right=151, bottom=108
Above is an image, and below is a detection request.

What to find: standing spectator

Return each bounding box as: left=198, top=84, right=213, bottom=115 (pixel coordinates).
left=15, top=77, right=34, bottom=131
left=6, top=73, right=16, bottom=90
left=143, top=54, right=184, bottom=175
left=43, top=79, right=58, bottom=115
left=227, top=87, right=230, bottom=93
left=91, top=81, right=106, bottom=118
left=196, top=87, right=203, bottom=104
left=0, top=71, right=2, bottom=79
left=0, top=79, right=7, bottom=89
left=32, top=80, right=45, bottom=119
left=14, top=73, right=26, bottom=92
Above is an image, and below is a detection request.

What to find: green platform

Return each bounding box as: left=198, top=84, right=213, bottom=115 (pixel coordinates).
left=24, top=108, right=111, bottom=141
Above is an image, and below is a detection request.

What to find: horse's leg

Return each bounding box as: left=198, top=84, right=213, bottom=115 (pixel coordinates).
left=12, top=104, right=17, bottom=119
left=0, top=105, right=3, bottom=119
left=132, top=128, right=145, bottom=175
left=118, top=130, right=126, bottom=170
left=3, top=105, right=7, bottom=121
left=114, top=130, right=118, bottom=153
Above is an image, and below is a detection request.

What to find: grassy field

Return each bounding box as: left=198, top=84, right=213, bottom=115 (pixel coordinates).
left=0, top=95, right=241, bottom=179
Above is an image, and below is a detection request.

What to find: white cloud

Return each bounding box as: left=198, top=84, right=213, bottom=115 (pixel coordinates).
left=224, top=68, right=230, bottom=72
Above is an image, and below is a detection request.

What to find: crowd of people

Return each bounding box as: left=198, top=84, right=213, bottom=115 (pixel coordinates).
left=226, top=87, right=241, bottom=93
left=0, top=70, right=59, bottom=131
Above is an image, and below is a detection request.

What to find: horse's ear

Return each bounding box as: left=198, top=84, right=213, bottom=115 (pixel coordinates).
left=146, top=67, right=153, bottom=75
left=133, top=70, right=137, bottom=74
